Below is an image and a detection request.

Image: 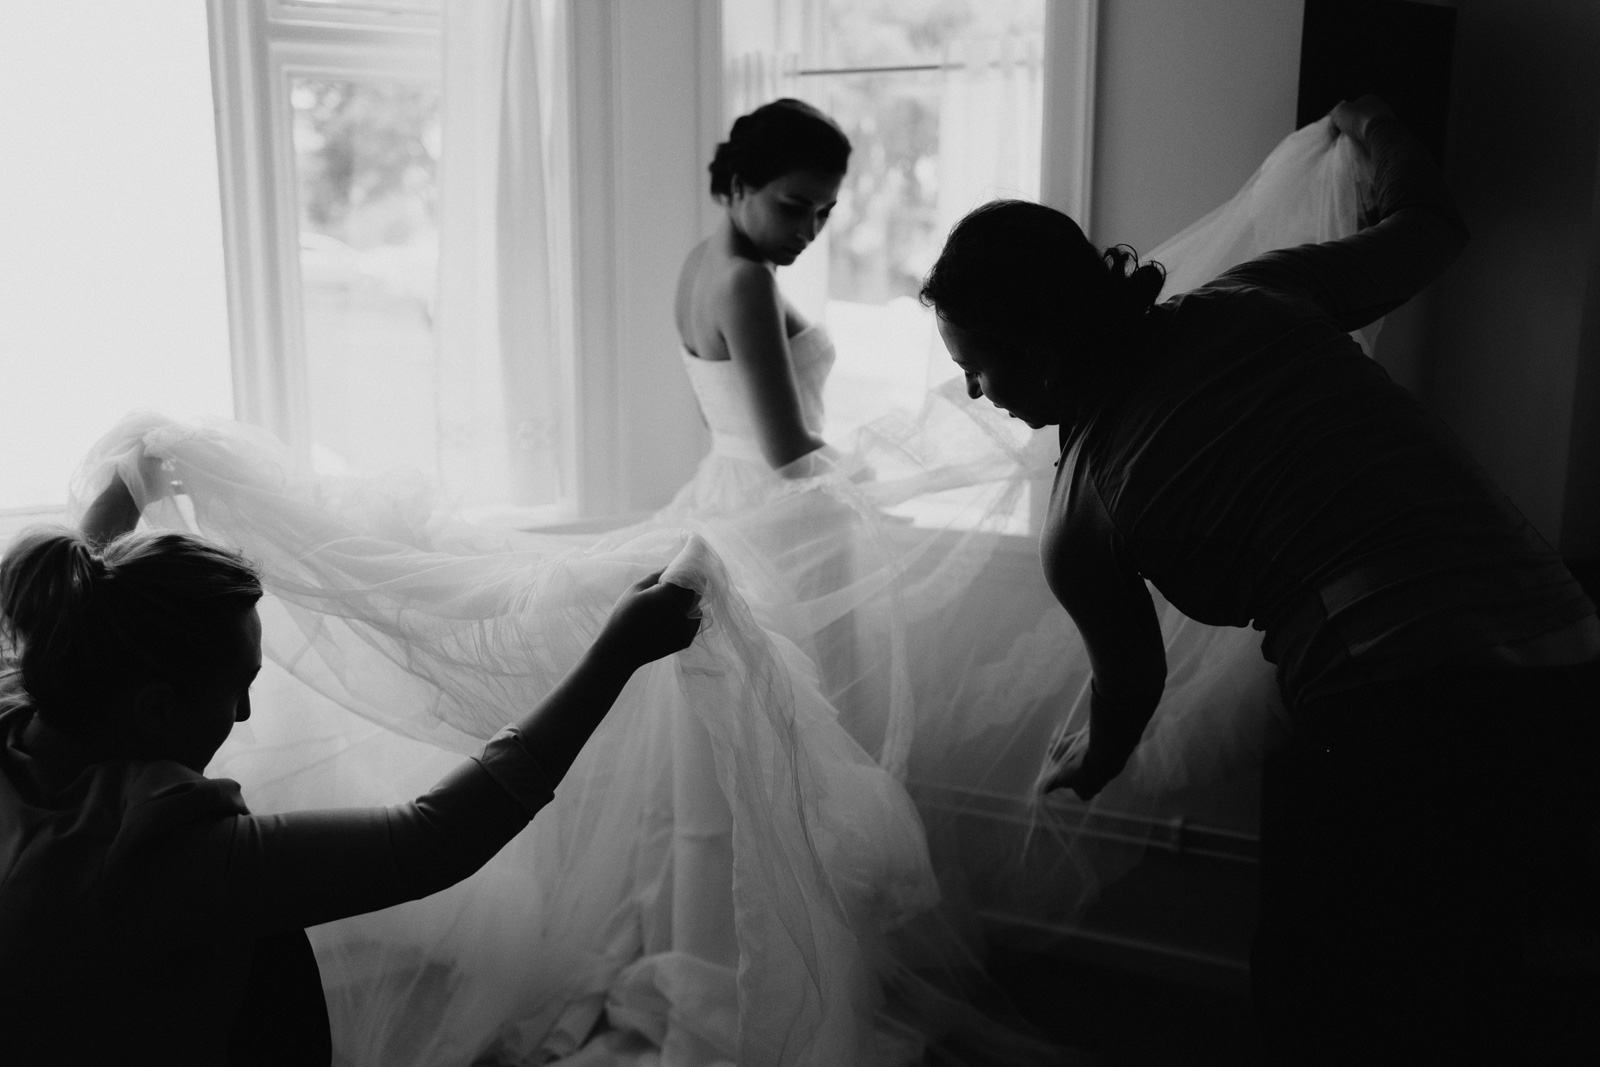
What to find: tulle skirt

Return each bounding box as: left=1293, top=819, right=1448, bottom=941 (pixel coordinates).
left=68, top=118, right=1368, bottom=1066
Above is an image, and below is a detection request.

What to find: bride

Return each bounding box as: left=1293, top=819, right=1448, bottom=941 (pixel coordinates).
left=62, top=100, right=1377, bottom=1064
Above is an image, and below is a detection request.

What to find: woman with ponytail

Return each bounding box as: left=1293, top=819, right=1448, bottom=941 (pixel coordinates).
left=922, top=97, right=1600, bottom=1061
left=0, top=504, right=699, bottom=1064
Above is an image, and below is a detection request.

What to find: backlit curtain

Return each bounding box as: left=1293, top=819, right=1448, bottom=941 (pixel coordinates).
left=936, top=33, right=1044, bottom=235
left=724, top=51, right=798, bottom=122
left=435, top=0, right=572, bottom=512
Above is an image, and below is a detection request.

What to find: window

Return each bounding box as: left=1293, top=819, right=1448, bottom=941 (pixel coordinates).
left=210, top=0, right=574, bottom=518
left=723, top=0, right=1049, bottom=531
left=292, top=77, right=442, bottom=477
left=0, top=4, right=229, bottom=516
left=210, top=1, right=446, bottom=476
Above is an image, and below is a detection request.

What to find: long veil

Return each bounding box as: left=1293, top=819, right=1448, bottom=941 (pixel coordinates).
left=68, top=118, right=1371, bottom=1065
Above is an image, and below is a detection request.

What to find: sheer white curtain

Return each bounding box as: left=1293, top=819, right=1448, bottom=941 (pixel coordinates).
left=724, top=51, right=798, bottom=122
left=936, top=34, right=1044, bottom=235
left=0, top=3, right=229, bottom=513
left=435, top=0, right=572, bottom=513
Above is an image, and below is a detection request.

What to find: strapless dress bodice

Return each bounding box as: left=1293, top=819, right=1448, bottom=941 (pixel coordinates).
left=680, top=324, right=834, bottom=464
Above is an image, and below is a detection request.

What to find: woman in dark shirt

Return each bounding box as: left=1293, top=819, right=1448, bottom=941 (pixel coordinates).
left=0, top=480, right=699, bottom=1066
left=922, top=98, right=1600, bottom=1063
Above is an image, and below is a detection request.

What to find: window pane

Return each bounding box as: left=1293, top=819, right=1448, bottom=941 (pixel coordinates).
left=810, top=70, right=946, bottom=435
left=801, top=0, right=1043, bottom=71
left=822, top=70, right=942, bottom=305
left=279, top=0, right=439, bottom=15
left=292, top=77, right=440, bottom=477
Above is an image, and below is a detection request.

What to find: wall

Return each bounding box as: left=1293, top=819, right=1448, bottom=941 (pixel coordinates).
left=612, top=2, right=719, bottom=511
left=1426, top=0, right=1600, bottom=552
left=569, top=0, right=714, bottom=517
left=1087, top=0, right=1305, bottom=252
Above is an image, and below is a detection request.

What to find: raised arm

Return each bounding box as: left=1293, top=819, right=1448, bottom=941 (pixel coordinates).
left=135, top=574, right=701, bottom=936
left=720, top=261, right=828, bottom=472
left=80, top=446, right=177, bottom=547
left=80, top=475, right=143, bottom=548
left=1226, top=97, right=1469, bottom=331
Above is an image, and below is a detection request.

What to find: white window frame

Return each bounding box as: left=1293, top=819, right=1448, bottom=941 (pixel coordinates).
left=207, top=0, right=440, bottom=464
left=1042, top=0, right=1097, bottom=228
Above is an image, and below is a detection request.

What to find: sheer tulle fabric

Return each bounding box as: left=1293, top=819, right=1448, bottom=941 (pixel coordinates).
left=69, top=119, right=1368, bottom=1065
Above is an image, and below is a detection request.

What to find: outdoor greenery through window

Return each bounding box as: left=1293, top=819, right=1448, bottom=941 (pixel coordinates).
left=293, top=78, right=442, bottom=478
left=807, top=0, right=1044, bottom=303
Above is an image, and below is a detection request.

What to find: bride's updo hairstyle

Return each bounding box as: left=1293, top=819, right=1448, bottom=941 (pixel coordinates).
left=0, top=528, right=261, bottom=734
left=920, top=199, right=1166, bottom=372
left=708, top=98, right=851, bottom=199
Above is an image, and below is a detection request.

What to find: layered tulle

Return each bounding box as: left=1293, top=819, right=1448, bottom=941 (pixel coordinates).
left=65, top=118, right=1370, bottom=1065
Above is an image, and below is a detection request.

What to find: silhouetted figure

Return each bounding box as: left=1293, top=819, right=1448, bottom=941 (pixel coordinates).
left=0, top=481, right=698, bottom=1065
left=922, top=98, right=1600, bottom=1063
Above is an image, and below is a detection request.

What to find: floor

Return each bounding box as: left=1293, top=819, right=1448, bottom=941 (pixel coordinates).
left=986, top=949, right=1265, bottom=1067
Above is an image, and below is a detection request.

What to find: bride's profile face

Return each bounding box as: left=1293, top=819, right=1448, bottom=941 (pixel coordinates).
left=728, top=168, right=843, bottom=267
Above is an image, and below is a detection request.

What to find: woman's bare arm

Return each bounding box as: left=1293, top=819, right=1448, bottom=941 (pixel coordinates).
left=80, top=475, right=143, bottom=547
left=720, top=262, right=827, bottom=471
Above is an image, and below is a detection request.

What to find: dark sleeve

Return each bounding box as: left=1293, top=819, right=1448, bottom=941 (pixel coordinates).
left=1050, top=474, right=1168, bottom=763
left=133, top=725, right=555, bottom=936
left=1220, top=115, right=1469, bottom=331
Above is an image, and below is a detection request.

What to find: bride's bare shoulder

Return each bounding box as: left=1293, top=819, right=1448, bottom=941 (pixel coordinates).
left=682, top=234, right=774, bottom=304
left=691, top=237, right=773, bottom=294
left=677, top=226, right=791, bottom=359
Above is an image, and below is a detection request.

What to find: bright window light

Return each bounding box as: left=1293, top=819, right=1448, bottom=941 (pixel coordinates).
left=0, top=3, right=231, bottom=512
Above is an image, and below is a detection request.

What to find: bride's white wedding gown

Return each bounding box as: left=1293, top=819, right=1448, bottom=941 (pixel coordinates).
left=69, top=119, right=1370, bottom=1065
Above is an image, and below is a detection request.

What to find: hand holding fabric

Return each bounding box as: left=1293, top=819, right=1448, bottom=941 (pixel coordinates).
left=69, top=412, right=186, bottom=539
left=1329, top=95, right=1396, bottom=148
left=592, top=570, right=702, bottom=669
left=1037, top=724, right=1136, bottom=801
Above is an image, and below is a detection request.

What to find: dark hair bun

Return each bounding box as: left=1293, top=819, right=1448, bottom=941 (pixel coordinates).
left=709, top=98, right=851, bottom=199
left=1102, top=244, right=1167, bottom=320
